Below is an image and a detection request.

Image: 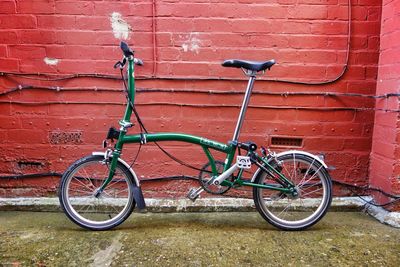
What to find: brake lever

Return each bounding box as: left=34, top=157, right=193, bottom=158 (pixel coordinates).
left=113, top=57, right=127, bottom=69
left=134, top=58, right=144, bottom=66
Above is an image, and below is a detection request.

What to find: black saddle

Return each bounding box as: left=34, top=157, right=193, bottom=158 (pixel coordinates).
left=222, top=59, right=276, bottom=72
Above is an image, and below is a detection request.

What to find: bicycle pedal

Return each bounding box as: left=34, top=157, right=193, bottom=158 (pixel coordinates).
left=187, top=187, right=202, bottom=202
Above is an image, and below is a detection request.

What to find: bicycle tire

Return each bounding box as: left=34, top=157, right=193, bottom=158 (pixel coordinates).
left=58, top=155, right=136, bottom=230
left=253, top=153, right=332, bottom=231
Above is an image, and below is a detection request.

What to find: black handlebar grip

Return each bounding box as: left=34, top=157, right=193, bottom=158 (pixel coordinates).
left=120, top=41, right=134, bottom=57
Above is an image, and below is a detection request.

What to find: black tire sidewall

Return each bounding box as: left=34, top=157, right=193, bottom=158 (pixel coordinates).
left=58, top=155, right=136, bottom=230
left=253, top=154, right=333, bottom=231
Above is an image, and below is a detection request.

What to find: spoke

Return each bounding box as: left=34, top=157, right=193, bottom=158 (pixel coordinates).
left=293, top=154, right=296, bottom=182
left=103, top=185, right=129, bottom=198
left=77, top=201, right=95, bottom=215
left=277, top=201, right=293, bottom=219
left=71, top=177, right=95, bottom=193
left=104, top=199, right=122, bottom=216
left=102, top=190, right=113, bottom=197
left=68, top=188, right=94, bottom=196
left=298, top=158, right=316, bottom=187
left=80, top=167, right=97, bottom=189
left=298, top=165, right=323, bottom=189
left=69, top=183, right=94, bottom=194
left=281, top=163, right=292, bottom=181
left=301, top=187, right=324, bottom=198
left=107, top=176, right=125, bottom=189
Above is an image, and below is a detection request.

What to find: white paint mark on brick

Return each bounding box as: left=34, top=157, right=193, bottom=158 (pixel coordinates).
left=110, top=12, right=132, bottom=40
left=44, top=57, right=59, bottom=66
left=181, top=32, right=202, bottom=54
left=182, top=43, right=189, bottom=52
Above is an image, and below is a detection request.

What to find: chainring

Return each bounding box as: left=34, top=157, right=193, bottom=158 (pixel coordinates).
left=198, top=161, right=233, bottom=195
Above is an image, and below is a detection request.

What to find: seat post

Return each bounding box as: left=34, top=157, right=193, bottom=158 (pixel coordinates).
left=232, top=73, right=256, bottom=141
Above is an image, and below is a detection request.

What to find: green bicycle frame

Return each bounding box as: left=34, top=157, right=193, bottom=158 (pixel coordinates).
left=99, top=56, right=295, bottom=195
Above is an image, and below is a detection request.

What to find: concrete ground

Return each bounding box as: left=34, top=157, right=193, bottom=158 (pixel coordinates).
left=0, top=211, right=399, bottom=266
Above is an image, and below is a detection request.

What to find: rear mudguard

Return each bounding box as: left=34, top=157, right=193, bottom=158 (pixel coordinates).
left=92, top=152, right=146, bottom=210
left=251, top=150, right=328, bottom=182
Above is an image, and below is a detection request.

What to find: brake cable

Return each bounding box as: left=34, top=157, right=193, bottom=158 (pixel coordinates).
left=119, top=68, right=209, bottom=173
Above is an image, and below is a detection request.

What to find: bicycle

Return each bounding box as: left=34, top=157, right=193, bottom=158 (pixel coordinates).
left=58, top=42, right=333, bottom=231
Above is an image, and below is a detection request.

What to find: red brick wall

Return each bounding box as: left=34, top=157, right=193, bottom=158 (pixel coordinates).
left=369, top=0, right=400, bottom=210
left=0, top=0, right=381, bottom=197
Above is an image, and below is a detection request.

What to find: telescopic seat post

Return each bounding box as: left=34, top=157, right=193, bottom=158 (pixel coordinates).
left=232, top=72, right=256, bottom=141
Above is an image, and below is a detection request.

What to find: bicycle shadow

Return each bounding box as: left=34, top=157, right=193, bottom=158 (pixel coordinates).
left=58, top=212, right=330, bottom=233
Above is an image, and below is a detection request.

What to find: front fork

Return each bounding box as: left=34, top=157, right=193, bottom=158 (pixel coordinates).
left=95, top=123, right=130, bottom=196
left=93, top=149, right=121, bottom=197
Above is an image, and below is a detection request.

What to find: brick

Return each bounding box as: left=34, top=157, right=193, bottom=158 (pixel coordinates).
left=37, top=15, right=76, bottom=29
left=358, top=0, right=382, bottom=6
left=55, top=31, right=107, bottom=45
left=275, top=64, right=328, bottom=80
left=374, top=111, right=398, bottom=128
left=372, top=124, right=398, bottom=144
left=158, top=3, right=210, bottom=18
left=304, top=137, right=344, bottom=151
left=289, top=35, right=328, bottom=49
left=93, top=2, right=129, bottom=15
left=311, top=21, right=348, bottom=35
left=0, top=30, right=18, bottom=44
left=17, top=30, right=57, bottom=44
left=380, top=48, right=400, bottom=65
left=367, top=7, right=382, bottom=21
left=352, top=21, right=381, bottom=35
left=244, top=5, right=289, bottom=19
left=280, top=21, right=311, bottom=34
left=343, top=138, right=372, bottom=151
left=342, top=66, right=366, bottom=80
left=323, top=123, right=364, bottom=136
left=7, top=129, right=47, bottom=144
left=298, top=0, right=338, bottom=4
left=55, top=1, right=94, bottom=15
left=48, top=103, right=103, bottom=117
left=380, top=31, right=400, bottom=50
left=288, top=5, right=327, bottom=20
left=75, top=16, right=110, bottom=31
left=0, top=15, right=37, bottom=29
left=382, top=16, right=400, bottom=33
left=0, top=1, right=16, bottom=14
left=0, top=58, right=19, bottom=71
left=0, top=45, right=6, bottom=57
left=327, top=5, right=348, bottom=20
left=371, top=140, right=396, bottom=158
left=352, top=7, right=368, bottom=21
left=16, top=1, right=55, bottom=14
left=18, top=59, right=57, bottom=73
left=8, top=45, right=46, bottom=60
left=353, top=51, right=380, bottom=65
left=350, top=36, right=369, bottom=50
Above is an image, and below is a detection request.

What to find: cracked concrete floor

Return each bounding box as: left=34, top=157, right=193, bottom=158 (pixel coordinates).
left=0, top=211, right=399, bottom=266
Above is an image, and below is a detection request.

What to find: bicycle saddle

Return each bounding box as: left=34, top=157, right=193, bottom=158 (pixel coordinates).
left=222, top=59, right=276, bottom=72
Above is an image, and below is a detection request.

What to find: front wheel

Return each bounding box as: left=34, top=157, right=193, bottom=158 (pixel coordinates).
left=59, top=155, right=136, bottom=230
left=253, top=153, right=332, bottom=231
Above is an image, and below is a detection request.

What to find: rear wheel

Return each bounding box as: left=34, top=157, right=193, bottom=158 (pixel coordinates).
left=253, top=153, right=332, bottom=230
left=59, top=155, right=136, bottom=230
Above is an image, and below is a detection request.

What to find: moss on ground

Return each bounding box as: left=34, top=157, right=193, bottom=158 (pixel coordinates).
left=0, top=211, right=399, bottom=266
